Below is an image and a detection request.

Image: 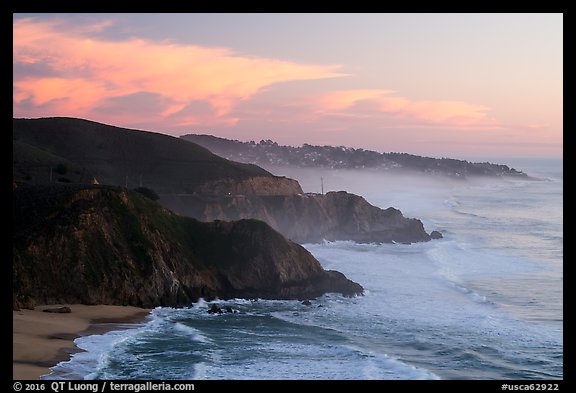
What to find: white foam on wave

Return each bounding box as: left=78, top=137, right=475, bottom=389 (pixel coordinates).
left=443, top=196, right=460, bottom=208
left=44, top=322, right=147, bottom=380
left=45, top=306, right=229, bottom=380
left=174, top=322, right=213, bottom=344
left=193, top=362, right=207, bottom=379
left=451, top=282, right=492, bottom=305
left=345, top=345, right=441, bottom=380
left=342, top=344, right=441, bottom=380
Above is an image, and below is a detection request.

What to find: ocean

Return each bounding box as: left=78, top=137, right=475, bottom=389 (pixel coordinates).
left=43, top=158, right=562, bottom=380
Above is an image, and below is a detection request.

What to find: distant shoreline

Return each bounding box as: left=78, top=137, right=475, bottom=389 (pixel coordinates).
left=13, top=305, right=151, bottom=380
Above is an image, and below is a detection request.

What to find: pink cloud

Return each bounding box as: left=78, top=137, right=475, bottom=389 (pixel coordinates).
left=14, top=17, right=555, bottom=159
left=316, top=89, right=397, bottom=112
left=315, top=89, right=500, bottom=129
left=13, top=18, right=347, bottom=127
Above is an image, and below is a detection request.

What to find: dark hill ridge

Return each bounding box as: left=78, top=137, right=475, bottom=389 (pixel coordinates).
left=13, top=184, right=362, bottom=310
left=182, top=134, right=528, bottom=179
left=13, top=117, right=302, bottom=195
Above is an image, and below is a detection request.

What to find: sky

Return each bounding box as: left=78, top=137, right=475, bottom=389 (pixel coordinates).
left=13, top=13, right=563, bottom=159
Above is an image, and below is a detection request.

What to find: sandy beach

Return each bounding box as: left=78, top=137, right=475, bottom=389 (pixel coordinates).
left=13, top=304, right=151, bottom=380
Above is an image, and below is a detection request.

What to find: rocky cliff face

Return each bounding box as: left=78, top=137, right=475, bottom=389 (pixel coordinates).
left=13, top=185, right=362, bottom=310
left=197, top=176, right=303, bottom=196
left=160, top=191, right=434, bottom=244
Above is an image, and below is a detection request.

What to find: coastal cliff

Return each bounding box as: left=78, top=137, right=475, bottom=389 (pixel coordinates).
left=197, top=175, right=302, bottom=196
left=13, top=185, right=363, bottom=310
left=14, top=117, right=440, bottom=245
left=161, top=190, right=433, bottom=244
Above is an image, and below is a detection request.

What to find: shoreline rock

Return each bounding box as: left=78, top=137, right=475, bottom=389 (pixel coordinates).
left=430, top=230, right=443, bottom=239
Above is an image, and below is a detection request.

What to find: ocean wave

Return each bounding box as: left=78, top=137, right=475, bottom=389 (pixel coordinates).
left=268, top=300, right=439, bottom=380
left=44, top=325, right=146, bottom=380
left=450, top=282, right=495, bottom=306
left=173, top=322, right=213, bottom=344
left=342, top=344, right=441, bottom=380
left=443, top=196, right=460, bottom=208
left=451, top=209, right=484, bottom=218
left=425, top=238, right=544, bottom=280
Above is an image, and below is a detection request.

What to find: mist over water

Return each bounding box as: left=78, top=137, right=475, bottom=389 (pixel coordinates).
left=44, top=158, right=562, bottom=380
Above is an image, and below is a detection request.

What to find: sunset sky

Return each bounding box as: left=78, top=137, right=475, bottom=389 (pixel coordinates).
left=13, top=13, right=562, bottom=159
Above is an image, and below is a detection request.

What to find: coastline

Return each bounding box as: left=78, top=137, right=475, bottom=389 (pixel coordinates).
left=13, top=304, right=151, bottom=380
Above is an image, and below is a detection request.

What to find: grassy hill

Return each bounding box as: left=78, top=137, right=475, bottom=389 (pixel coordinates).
left=13, top=117, right=273, bottom=193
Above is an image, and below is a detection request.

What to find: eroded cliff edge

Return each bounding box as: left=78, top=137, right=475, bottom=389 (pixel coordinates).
left=161, top=190, right=435, bottom=244
left=13, top=185, right=363, bottom=310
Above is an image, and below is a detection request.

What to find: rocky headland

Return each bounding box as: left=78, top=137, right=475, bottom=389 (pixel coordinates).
left=12, top=117, right=445, bottom=312
left=161, top=190, right=435, bottom=244
left=13, top=185, right=363, bottom=310
left=183, top=134, right=529, bottom=179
